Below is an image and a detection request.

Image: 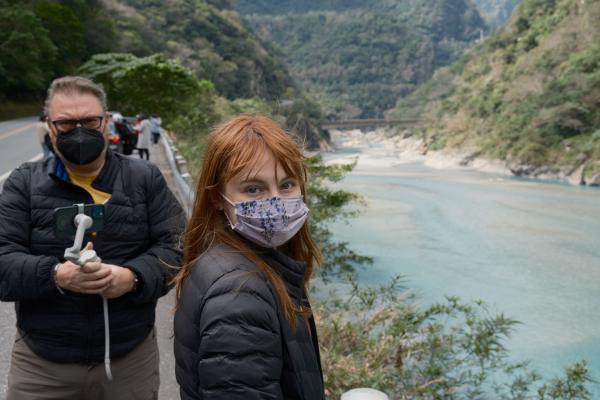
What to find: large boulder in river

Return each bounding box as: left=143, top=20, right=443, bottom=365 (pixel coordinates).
left=589, top=174, right=600, bottom=187
left=290, top=115, right=328, bottom=150
left=567, top=164, right=586, bottom=186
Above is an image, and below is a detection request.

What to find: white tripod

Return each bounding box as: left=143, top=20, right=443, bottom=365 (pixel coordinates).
left=63, top=204, right=112, bottom=381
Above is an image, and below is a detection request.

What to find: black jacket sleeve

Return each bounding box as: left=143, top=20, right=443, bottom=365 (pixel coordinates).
left=196, top=270, right=284, bottom=399
left=0, top=167, right=60, bottom=301
left=125, top=164, right=185, bottom=304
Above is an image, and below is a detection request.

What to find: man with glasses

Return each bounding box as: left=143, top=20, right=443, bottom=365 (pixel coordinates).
left=0, top=76, right=185, bottom=399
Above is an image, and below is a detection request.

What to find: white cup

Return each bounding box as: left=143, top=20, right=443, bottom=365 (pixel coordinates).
left=341, top=388, right=389, bottom=400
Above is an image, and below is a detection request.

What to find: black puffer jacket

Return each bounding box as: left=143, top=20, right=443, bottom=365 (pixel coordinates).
left=0, top=151, right=185, bottom=363
left=174, top=243, right=324, bottom=400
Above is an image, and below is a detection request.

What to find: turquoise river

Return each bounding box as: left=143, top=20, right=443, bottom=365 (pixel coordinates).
left=325, top=137, right=600, bottom=396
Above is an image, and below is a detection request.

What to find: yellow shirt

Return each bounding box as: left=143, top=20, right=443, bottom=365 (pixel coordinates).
left=67, top=170, right=111, bottom=204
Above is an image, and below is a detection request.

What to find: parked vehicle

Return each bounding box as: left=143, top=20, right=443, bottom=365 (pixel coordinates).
left=108, top=132, right=124, bottom=153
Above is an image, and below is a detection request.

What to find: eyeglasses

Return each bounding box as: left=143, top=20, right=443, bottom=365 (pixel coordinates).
left=51, top=116, right=104, bottom=132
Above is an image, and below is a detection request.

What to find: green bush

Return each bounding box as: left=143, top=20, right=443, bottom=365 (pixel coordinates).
left=80, top=53, right=209, bottom=121
left=317, top=276, right=593, bottom=400
left=306, top=155, right=372, bottom=279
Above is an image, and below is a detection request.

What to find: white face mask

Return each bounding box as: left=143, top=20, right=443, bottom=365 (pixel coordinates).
left=222, top=194, right=309, bottom=248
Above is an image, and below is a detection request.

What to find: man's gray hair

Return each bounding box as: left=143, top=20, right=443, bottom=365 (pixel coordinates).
left=44, top=76, right=107, bottom=117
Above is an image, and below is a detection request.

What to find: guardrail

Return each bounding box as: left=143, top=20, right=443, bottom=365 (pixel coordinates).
left=159, top=131, right=194, bottom=216
left=321, top=118, right=427, bottom=130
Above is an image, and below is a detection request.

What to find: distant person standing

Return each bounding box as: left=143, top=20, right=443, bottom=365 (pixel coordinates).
left=133, top=114, right=142, bottom=137
left=113, top=114, right=136, bottom=156
left=150, top=113, right=162, bottom=145
left=136, top=114, right=152, bottom=160
left=36, top=116, right=51, bottom=160
left=133, top=114, right=143, bottom=150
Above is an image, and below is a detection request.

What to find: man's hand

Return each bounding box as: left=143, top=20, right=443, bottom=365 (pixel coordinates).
left=55, top=260, right=112, bottom=294
left=100, top=265, right=136, bottom=299
left=55, top=242, right=135, bottom=298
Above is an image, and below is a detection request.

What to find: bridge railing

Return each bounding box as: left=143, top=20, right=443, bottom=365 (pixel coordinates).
left=321, top=118, right=427, bottom=129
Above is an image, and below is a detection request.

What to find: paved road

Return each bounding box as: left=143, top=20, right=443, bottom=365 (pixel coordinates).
left=0, top=117, right=40, bottom=397
left=0, top=117, right=41, bottom=182
left=0, top=118, right=181, bottom=399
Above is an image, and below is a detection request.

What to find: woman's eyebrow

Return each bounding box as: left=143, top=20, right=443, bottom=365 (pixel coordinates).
left=278, top=176, right=294, bottom=183
left=238, top=174, right=293, bottom=185
left=239, top=177, right=267, bottom=185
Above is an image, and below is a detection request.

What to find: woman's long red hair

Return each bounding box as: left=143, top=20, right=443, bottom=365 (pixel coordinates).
left=174, top=115, right=322, bottom=326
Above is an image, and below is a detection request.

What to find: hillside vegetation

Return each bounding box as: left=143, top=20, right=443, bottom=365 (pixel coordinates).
left=0, top=0, right=294, bottom=101
left=101, top=0, right=295, bottom=100
left=0, top=0, right=331, bottom=147
left=235, top=0, right=486, bottom=119
left=0, top=0, right=114, bottom=100
left=390, top=0, right=600, bottom=183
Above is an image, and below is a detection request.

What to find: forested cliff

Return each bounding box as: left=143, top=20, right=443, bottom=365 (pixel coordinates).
left=1, top=0, right=335, bottom=148
left=0, top=0, right=294, bottom=101
left=235, top=0, right=487, bottom=118
left=101, top=0, right=296, bottom=100
left=390, top=0, right=600, bottom=183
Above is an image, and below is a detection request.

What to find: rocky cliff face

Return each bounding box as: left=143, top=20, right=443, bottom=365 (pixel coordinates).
left=472, top=0, right=522, bottom=28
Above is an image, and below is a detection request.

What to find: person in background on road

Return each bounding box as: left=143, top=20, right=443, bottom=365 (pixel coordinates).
left=107, top=112, right=117, bottom=136
left=150, top=113, right=162, bottom=145
left=36, top=115, right=51, bottom=160
left=173, top=115, right=325, bottom=400
left=0, top=76, right=185, bottom=399
left=133, top=114, right=142, bottom=152
left=136, top=113, right=152, bottom=160
left=113, top=113, right=136, bottom=156
left=134, top=113, right=142, bottom=137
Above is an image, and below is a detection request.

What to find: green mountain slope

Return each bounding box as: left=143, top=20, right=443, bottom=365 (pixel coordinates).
left=234, top=0, right=486, bottom=118
left=102, top=0, right=296, bottom=100
left=234, top=0, right=366, bottom=15
left=0, top=0, right=295, bottom=101
left=391, top=0, right=600, bottom=182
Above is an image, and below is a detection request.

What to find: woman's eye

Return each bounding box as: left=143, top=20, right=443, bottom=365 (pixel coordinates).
left=245, top=186, right=261, bottom=194
left=281, top=181, right=296, bottom=191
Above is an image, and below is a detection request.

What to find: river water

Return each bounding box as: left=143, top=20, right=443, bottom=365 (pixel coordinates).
left=325, top=134, right=600, bottom=394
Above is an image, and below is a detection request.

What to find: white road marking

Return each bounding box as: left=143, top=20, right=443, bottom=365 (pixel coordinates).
left=0, top=123, right=36, bottom=141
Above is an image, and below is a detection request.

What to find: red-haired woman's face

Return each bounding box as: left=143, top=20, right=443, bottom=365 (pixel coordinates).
left=221, top=149, right=301, bottom=224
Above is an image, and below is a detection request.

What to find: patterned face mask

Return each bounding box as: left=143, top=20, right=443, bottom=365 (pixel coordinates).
left=222, top=194, right=309, bottom=248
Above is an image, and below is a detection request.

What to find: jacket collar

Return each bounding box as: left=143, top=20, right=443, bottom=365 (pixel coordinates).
left=48, top=149, right=118, bottom=194
left=258, top=248, right=306, bottom=302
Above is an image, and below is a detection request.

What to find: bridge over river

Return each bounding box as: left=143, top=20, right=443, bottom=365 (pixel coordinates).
left=320, top=118, right=428, bottom=130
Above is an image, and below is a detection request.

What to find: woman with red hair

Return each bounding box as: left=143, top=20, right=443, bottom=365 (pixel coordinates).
left=173, top=115, right=325, bottom=399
